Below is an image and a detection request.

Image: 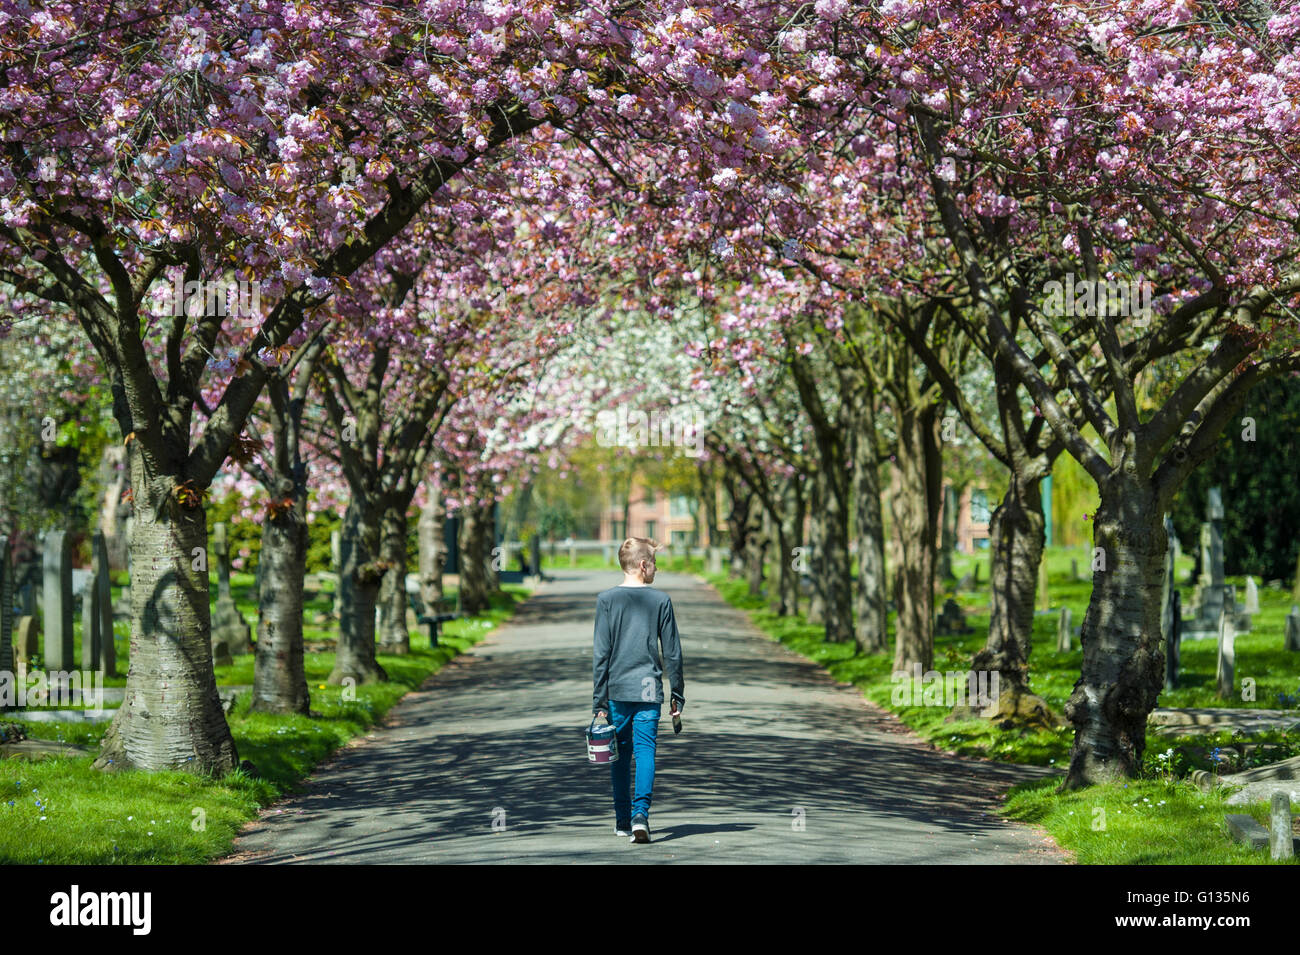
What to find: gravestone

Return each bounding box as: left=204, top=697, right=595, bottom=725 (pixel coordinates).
left=210, top=523, right=251, bottom=660
left=42, top=529, right=74, bottom=670
left=1056, top=606, right=1072, bottom=652
left=935, top=598, right=972, bottom=636
left=95, top=532, right=117, bottom=675
left=1070, top=557, right=1079, bottom=581
left=1182, top=488, right=1227, bottom=640
left=1244, top=576, right=1260, bottom=614
left=80, top=532, right=115, bottom=674
left=972, top=562, right=981, bottom=586
left=79, top=582, right=100, bottom=672
left=1166, top=591, right=1181, bottom=689
left=14, top=616, right=38, bottom=668
left=17, top=560, right=36, bottom=617
left=530, top=536, right=541, bottom=579
left=1216, top=607, right=1236, bottom=699
left=0, top=536, right=12, bottom=707
left=1161, top=514, right=1179, bottom=690
left=1271, top=793, right=1295, bottom=861
left=1285, top=605, right=1300, bottom=652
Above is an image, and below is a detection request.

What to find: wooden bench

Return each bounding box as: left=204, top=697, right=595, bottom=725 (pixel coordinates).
left=407, top=591, right=458, bottom=647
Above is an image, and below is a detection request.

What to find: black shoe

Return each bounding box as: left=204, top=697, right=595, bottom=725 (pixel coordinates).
left=631, top=816, right=650, bottom=844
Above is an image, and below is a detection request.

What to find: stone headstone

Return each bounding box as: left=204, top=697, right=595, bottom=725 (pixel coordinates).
left=79, top=584, right=100, bottom=672
left=96, top=533, right=117, bottom=676
left=1070, top=557, right=1079, bottom=581
left=1182, top=490, right=1229, bottom=640
left=1056, top=606, right=1072, bottom=653
left=1271, top=793, right=1294, bottom=861
left=1244, top=576, right=1260, bottom=614
left=1216, top=607, right=1236, bottom=699
left=1285, top=605, right=1300, bottom=652
left=210, top=522, right=251, bottom=660
left=936, top=598, right=972, bottom=636
left=80, top=532, right=115, bottom=675
left=42, top=529, right=74, bottom=670
left=972, top=562, right=981, bottom=586
left=14, top=615, right=38, bottom=668
left=956, top=572, right=973, bottom=591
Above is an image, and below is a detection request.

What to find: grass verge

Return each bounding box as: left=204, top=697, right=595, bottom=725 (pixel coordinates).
left=0, top=586, right=527, bottom=864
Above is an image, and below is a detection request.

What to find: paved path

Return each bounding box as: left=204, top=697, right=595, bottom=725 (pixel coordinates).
left=224, top=571, right=1066, bottom=864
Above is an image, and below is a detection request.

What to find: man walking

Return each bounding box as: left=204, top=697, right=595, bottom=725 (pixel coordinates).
left=592, top=537, right=685, bottom=844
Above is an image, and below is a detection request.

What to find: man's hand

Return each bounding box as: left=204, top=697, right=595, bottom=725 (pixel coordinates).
left=669, top=700, right=682, bottom=717
left=595, top=709, right=607, bottom=721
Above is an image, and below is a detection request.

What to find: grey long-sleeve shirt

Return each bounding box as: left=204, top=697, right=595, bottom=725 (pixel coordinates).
left=592, top=585, right=685, bottom=714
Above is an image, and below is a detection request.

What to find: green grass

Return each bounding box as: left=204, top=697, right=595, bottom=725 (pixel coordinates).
left=0, top=585, right=528, bottom=864
left=687, top=547, right=1300, bottom=863
left=1003, top=776, right=1299, bottom=864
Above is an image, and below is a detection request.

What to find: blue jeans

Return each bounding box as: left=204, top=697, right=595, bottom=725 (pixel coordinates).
left=608, top=700, right=660, bottom=824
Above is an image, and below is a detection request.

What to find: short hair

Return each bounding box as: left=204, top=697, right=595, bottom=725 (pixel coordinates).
left=618, top=537, right=660, bottom=572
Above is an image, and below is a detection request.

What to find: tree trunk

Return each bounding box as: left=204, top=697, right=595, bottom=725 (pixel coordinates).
left=852, top=421, right=887, bottom=654
left=459, top=502, right=492, bottom=615
left=251, top=494, right=310, bottom=714
left=377, top=504, right=410, bottom=655
left=418, top=483, right=447, bottom=612
left=971, top=470, right=1057, bottom=727
left=1062, top=478, right=1166, bottom=788
left=724, top=473, right=750, bottom=578
left=806, top=467, right=826, bottom=625
left=817, top=463, right=853, bottom=644
left=772, top=475, right=803, bottom=616
left=93, top=458, right=238, bottom=775
left=890, top=405, right=942, bottom=673
left=744, top=503, right=766, bottom=597
left=328, top=499, right=387, bottom=685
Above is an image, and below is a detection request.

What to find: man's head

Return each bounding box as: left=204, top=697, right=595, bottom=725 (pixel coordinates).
left=618, top=537, right=660, bottom=583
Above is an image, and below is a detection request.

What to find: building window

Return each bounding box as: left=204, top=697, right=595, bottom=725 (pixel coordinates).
left=644, top=520, right=657, bottom=541
left=670, top=495, right=693, bottom=518
left=970, top=489, right=991, bottom=524
left=643, top=486, right=656, bottom=506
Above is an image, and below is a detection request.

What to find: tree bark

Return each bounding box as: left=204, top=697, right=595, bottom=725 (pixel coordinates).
left=806, top=466, right=826, bottom=625
left=1062, top=478, right=1166, bottom=788
left=852, top=409, right=887, bottom=654
left=816, top=458, right=853, bottom=644
left=459, top=501, right=492, bottom=615
left=971, top=470, right=1057, bottom=727
left=376, top=504, right=410, bottom=655
left=418, top=480, right=447, bottom=612
left=251, top=494, right=310, bottom=714
left=724, top=471, right=750, bottom=578
left=93, top=453, right=238, bottom=774
left=890, top=404, right=942, bottom=673
left=771, top=474, right=803, bottom=616
left=328, top=499, right=387, bottom=685
left=743, top=502, right=766, bottom=598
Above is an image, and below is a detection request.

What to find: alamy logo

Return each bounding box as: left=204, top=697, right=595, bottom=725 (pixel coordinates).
left=49, top=886, right=151, bottom=935
left=595, top=406, right=704, bottom=458
left=170, top=274, right=261, bottom=326
left=1042, top=273, right=1153, bottom=325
